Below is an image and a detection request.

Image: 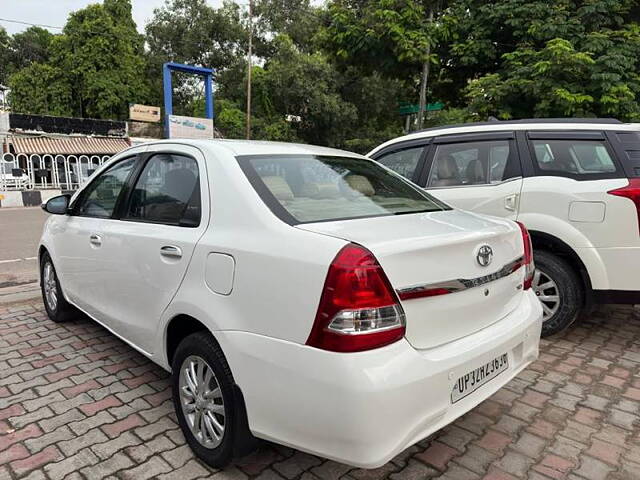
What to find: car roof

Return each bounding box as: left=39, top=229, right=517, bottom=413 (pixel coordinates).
left=369, top=119, right=640, bottom=156
left=140, top=139, right=364, bottom=159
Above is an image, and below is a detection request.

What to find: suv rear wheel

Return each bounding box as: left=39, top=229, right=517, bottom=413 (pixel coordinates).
left=533, top=250, right=583, bottom=337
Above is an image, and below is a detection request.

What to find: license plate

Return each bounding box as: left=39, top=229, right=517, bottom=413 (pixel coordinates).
left=451, top=353, right=509, bottom=403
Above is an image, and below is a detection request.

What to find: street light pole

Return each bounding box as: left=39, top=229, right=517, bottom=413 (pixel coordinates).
left=246, top=0, right=253, bottom=140
left=417, top=6, right=433, bottom=131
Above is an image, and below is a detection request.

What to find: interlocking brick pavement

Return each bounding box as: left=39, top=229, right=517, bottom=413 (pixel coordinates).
left=1, top=301, right=640, bottom=480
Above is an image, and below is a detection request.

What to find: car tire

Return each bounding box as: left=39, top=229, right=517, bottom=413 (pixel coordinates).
left=40, top=251, right=75, bottom=322
left=171, top=331, right=256, bottom=468
left=533, top=250, right=584, bottom=337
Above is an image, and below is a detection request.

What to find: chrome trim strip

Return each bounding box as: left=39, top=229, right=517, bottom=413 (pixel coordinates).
left=397, top=256, right=524, bottom=300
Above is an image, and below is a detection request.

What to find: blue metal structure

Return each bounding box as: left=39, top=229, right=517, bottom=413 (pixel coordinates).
left=162, top=62, right=215, bottom=138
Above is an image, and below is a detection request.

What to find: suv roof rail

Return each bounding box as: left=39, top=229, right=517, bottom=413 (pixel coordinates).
left=416, top=117, right=623, bottom=134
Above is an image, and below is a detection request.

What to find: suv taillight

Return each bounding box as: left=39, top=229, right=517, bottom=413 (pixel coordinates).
left=306, top=243, right=406, bottom=352
left=608, top=179, right=640, bottom=233
left=516, top=222, right=535, bottom=290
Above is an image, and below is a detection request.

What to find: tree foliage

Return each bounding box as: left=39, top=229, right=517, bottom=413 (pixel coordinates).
left=0, top=27, right=11, bottom=85
left=5, top=0, right=640, bottom=148
left=455, top=0, right=640, bottom=120
left=8, top=0, right=148, bottom=119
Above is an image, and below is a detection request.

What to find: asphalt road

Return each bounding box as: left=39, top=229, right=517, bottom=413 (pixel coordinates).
left=0, top=207, right=49, bottom=286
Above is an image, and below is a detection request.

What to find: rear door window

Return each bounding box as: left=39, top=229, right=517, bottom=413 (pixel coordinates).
left=374, top=146, right=424, bottom=181
left=238, top=155, right=447, bottom=224
left=428, top=140, right=520, bottom=187
left=530, top=139, right=619, bottom=177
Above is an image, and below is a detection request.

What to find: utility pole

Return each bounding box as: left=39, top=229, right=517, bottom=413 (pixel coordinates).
left=417, top=6, right=434, bottom=130
left=246, top=0, right=253, bottom=139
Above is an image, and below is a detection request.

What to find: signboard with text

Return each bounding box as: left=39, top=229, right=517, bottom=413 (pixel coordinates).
left=129, top=104, right=161, bottom=123
left=167, top=115, right=214, bottom=140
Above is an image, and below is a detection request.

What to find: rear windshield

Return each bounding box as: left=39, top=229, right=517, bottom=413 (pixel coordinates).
left=238, top=155, right=447, bottom=224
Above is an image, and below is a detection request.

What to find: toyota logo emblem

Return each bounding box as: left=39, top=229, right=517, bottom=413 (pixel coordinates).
left=476, top=245, right=493, bottom=267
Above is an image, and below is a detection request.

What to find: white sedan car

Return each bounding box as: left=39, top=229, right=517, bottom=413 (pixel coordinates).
left=39, top=140, right=542, bottom=468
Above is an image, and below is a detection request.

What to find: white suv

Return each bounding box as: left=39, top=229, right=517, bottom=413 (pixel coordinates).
left=369, top=119, right=640, bottom=336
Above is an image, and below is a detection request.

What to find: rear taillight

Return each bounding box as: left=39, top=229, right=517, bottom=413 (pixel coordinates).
left=306, top=243, right=406, bottom=353
left=608, top=179, right=640, bottom=234
left=516, top=221, right=534, bottom=290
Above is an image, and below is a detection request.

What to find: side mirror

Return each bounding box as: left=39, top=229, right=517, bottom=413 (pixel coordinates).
left=42, top=194, right=70, bottom=215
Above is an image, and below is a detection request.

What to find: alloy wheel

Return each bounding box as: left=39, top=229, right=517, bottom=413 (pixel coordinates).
left=532, top=268, right=560, bottom=322
left=178, top=355, right=226, bottom=449
left=43, top=262, right=58, bottom=312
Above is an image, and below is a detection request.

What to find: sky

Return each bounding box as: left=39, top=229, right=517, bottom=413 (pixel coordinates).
left=0, top=0, right=226, bottom=35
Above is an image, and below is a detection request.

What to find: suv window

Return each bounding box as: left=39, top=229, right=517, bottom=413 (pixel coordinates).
left=238, top=155, right=446, bottom=224
left=375, top=146, right=424, bottom=180
left=531, top=140, right=617, bottom=175
left=428, top=140, right=520, bottom=188
left=75, top=157, right=136, bottom=218
left=126, top=153, right=201, bottom=227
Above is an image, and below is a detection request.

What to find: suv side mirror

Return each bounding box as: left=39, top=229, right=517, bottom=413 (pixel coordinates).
left=42, top=194, right=70, bottom=215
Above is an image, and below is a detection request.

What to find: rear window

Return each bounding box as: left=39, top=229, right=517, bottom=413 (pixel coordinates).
left=531, top=140, right=619, bottom=176
left=238, top=155, right=447, bottom=224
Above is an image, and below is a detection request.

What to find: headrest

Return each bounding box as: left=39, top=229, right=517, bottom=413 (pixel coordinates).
left=465, top=159, right=484, bottom=183
left=437, top=155, right=458, bottom=179
left=344, top=175, right=375, bottom=196
left=300, top=182, right=341, bottom=199
left=163, top=168, right=197, bottom=203
left=262, top=176, right=294, bottom=201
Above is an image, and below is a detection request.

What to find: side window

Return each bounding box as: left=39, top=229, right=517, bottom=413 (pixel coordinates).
left=375, top=146, right=424, bottom=180
left=428, top=140, right=519, bottom=187
left=531, top=140, right=617, bottom=175
left=126, top=153, right=201, bottom=227
left=75, top=157, right=136, bottom=218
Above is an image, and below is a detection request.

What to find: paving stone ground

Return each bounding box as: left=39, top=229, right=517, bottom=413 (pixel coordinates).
left=1, top=301, right=640, bottom=480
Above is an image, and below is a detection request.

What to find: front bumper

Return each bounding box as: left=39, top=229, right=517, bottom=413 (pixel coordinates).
left=216, top=290, right=542, bottom=468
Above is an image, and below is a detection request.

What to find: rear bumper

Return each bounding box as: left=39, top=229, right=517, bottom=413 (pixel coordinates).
left=582, top=246, right=640, bottom=291
left=216, top=291, right=542, bottom=468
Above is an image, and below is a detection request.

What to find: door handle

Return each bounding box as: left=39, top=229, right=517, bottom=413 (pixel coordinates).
left=504, top=194, right=518, bottom=212
left=89, top=234, right=102, bottom=246
left=160, top=245, right=182, bottom=259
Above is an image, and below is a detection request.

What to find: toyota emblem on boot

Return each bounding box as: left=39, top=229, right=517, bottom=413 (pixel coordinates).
left=477, top=245, right=493, bottom=267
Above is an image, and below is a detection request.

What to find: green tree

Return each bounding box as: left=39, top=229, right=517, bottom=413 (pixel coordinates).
left=8, top=63, right=72, bottom=116
left=8, top=0, right=148, bottom=119
left=446, top=0, right=640, bottom=120
left=145, top=0, right=247, bottom=106
left=323, top=0, right=436, bottom=76
left=0, top=27, right=11, bottom=85
left=322, top=0, right=446, bottom=129
left=146, top=0, right=245, bottom=69
left=254, top=0, right=323, bottom=53
left=9, top=27, right=54, bottom=74
left=258, top=35, right=358, bottom=147
left=215, top=99, right=247, bottom=138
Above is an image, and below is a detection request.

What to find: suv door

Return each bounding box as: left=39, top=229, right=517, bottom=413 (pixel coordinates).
left=419, top=132, right=523, bottom=219
left=56, top=155, right=140, bottom=319
left=99, top=144, right=210, bottom=354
